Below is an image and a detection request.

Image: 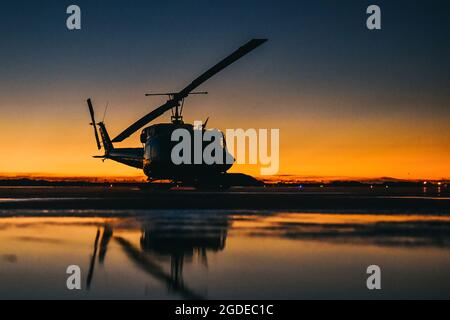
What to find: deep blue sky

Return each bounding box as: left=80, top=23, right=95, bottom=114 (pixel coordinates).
left=1, top=0, right=449, bottom=115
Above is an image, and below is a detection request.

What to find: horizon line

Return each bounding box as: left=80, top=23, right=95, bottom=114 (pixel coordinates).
left=0, top=173, right=448, bottom=183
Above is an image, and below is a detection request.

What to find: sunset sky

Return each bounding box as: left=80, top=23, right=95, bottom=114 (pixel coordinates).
left=1, top=0, right=449, bottom=180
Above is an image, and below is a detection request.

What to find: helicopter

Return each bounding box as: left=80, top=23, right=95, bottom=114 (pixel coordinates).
left=87, top=39, right=267, bottom=188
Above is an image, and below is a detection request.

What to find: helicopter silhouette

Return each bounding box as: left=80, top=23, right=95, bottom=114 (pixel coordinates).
left=86, top=214, right=230, bottom=299
left=87, top=39, right=267, bottom=188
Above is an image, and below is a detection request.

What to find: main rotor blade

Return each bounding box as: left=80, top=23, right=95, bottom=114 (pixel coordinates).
left=112, top=39, right=267, bottom=142
left=176, top=38, right=267, bottom=100
left=87, top=99, right=102, bottom=150
left=112, top=99, right=178, bottom=143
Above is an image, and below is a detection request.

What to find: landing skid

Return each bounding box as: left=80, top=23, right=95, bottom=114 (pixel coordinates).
left=140, top=173, right=263, bottom=191
left=139, top=182, right=175, bottom=191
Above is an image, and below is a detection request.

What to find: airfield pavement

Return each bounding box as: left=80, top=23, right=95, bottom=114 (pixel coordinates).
left=0, top=186, right=449, bottom=213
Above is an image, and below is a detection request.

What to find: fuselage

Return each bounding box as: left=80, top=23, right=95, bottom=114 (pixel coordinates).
left=141, top=123, right=233, bottom=181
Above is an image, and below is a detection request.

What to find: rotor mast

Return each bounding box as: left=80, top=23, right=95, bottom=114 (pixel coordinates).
left=144, top=92, right=208, bottom=124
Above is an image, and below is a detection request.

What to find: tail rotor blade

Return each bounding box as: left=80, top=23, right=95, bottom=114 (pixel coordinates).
left=87, top=99, right=102, bottom=150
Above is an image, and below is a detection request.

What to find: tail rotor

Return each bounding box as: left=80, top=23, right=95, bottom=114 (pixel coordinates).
left=87, top=98, right=102, bottom=150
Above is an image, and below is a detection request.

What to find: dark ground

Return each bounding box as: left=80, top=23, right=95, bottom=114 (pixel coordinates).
left=0, top=185, right=449, bottom=213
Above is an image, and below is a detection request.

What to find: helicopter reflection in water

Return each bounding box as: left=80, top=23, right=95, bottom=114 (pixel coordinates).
left=1, top=211, right=450, bottom=299
left=86, top=214, right=230, bottom=299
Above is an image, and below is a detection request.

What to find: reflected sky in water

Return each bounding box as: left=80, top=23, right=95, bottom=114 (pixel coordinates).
left=1, top=211, right=450, bottom=299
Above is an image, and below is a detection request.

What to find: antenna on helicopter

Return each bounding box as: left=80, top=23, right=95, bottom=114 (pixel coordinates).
left=203, top=117, right=210, bottom=130
left=102, top=101, right=109, bottom=122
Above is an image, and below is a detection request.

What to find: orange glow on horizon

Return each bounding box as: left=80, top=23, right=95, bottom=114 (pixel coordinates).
left=1, top=95, right=449, bottom=181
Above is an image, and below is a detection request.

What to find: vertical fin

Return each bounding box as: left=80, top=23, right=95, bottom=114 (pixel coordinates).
left=97, top=122, right=114, bottom=154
